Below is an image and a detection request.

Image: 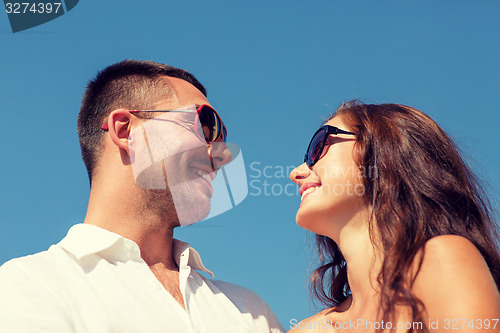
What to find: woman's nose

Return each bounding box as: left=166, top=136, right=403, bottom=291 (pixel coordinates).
left=290, top=162, right=311, bottom=184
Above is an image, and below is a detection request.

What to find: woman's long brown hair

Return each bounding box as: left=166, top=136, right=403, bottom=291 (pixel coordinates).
left=309, top=101, right=500, bottom=332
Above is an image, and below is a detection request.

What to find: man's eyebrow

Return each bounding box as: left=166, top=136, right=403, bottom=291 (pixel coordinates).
left=149, top=113, right=197, bottom=129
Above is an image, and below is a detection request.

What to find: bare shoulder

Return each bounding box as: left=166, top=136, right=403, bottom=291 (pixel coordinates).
left=288, top=309, right=336, bottom=333
left=423, top=234, right=485, bottom=258
left=413, top=235, right=500, bottom=324
left=418, top=235, right=494, bottom=277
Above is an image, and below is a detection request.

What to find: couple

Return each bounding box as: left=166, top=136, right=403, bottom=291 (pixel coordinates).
left=0, top=60, right=498, bottom=333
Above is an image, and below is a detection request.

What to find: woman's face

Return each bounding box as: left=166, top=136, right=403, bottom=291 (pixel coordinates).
left=290, top=116, right=367, bottom=238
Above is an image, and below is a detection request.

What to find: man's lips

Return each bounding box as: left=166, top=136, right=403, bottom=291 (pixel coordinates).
left=190, top=163, right=217, bottom=183
left=190, top=166, right=216, bottom=197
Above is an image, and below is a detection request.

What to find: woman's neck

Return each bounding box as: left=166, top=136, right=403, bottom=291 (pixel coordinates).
left=328, top=210, right=382, bottom=316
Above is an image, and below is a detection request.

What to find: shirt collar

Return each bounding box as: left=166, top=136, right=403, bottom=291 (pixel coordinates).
left=58, top=224, right=214, bottom=277
left=173, top=239, right=214, bottom=278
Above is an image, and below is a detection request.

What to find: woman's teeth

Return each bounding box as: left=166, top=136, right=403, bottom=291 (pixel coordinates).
left=301, top=186, right=318, bottom=200
left=193, top=169, right=212, bottom=183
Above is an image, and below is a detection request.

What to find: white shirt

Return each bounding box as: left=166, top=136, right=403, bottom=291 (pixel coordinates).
left=0, top=224, right=285, bottom=333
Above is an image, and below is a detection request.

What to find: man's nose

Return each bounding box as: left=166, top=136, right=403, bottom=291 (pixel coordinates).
left=208, top=142, right=232, bottom=171
left=290, top=162, right=311, bottom=184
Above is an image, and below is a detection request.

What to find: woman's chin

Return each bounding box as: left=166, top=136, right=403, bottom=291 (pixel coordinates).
left=296, top=211, right=327, bottom=236
left=295, top=206, right=313, bottom=229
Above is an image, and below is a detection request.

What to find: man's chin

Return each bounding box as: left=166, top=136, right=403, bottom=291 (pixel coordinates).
left=138, top=182, right=212, bottom=226
left=175, top=200, right=211, bottom=226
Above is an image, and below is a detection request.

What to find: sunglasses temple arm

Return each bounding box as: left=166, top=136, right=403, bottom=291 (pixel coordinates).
left=336, top=129, right=356, bottom=135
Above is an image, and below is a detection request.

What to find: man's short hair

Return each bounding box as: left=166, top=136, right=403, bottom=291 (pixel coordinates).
left=77, top=59, right=207, bottom=184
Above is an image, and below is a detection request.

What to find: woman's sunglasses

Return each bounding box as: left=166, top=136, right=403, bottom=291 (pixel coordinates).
left=101, top=104, right=227, bottom=143
left=304, top=125, right=356, bottom=167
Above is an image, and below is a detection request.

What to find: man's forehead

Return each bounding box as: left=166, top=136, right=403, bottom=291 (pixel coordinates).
left=151, top=76, right=208, bottom=110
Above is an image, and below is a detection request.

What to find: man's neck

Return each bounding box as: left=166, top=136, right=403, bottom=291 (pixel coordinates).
left=84, top=178, right=179, bottom=270
left=84, top=215, right=178, bottom=270
left=83, top=199, right=186, bottom=309
left=133, top=225, right=177, bottom=270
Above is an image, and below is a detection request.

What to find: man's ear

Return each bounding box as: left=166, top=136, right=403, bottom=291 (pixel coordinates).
left=107, top=109, right=132, bottom=153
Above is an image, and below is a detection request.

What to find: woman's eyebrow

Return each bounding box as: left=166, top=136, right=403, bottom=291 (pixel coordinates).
left=326, top=135, right=355, bottom=144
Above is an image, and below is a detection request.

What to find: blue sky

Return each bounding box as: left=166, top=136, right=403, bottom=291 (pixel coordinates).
left=1, top=0, right=499, bottom=329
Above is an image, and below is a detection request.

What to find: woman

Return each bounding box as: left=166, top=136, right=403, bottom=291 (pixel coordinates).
left=289, top=101, right=500, bottom=332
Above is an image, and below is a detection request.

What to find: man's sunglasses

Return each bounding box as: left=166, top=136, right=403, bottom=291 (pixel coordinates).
left=304, top=125, right=356, bottom=167
left=101, top=104, right=227, bottom=143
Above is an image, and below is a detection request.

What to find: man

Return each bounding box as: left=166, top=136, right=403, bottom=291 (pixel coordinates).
left=0, top=60, right=284, bottom=332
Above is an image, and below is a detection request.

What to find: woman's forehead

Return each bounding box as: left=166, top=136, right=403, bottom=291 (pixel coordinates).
left=325, top=116, right=346, bottom=128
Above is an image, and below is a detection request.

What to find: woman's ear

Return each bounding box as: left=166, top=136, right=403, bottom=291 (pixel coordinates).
left=107, top=109, right=132, bottom=153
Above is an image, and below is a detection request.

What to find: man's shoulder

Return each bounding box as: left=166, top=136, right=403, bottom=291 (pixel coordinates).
left=1, top=248, right=49, bottom=272
left=0, top=245, right=74, bottom=283
left=210, top=279, right=264, bottom=307
left=0, top=246, right=81, bottom=331
left=207, top=279, right=285, bottom=332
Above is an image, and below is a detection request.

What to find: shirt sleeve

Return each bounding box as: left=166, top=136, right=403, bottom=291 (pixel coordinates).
left=0, top=258, right=75, bottom=333
left=210, top=279, right=286, bottom=333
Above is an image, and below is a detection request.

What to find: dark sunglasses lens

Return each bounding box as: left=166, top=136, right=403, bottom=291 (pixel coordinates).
left=198, top=106, right=221, bottom=142
left=307, top=129, right=326, bottom=166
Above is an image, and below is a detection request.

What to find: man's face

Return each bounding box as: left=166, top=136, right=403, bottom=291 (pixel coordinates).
left=129, top=77, right=231, bottom=226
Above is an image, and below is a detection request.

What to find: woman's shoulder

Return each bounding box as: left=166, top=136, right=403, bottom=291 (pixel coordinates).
left=413, top=235, right=500, bottom=322
left=415, top=234, right=497, bottom=291
left=288, top=309, right=337, bottom=333
left=417, top=235, right=492, bottom=276
left=288, top=297, right=355, bottom=332
left=422, top=234, right=482, bottom=256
